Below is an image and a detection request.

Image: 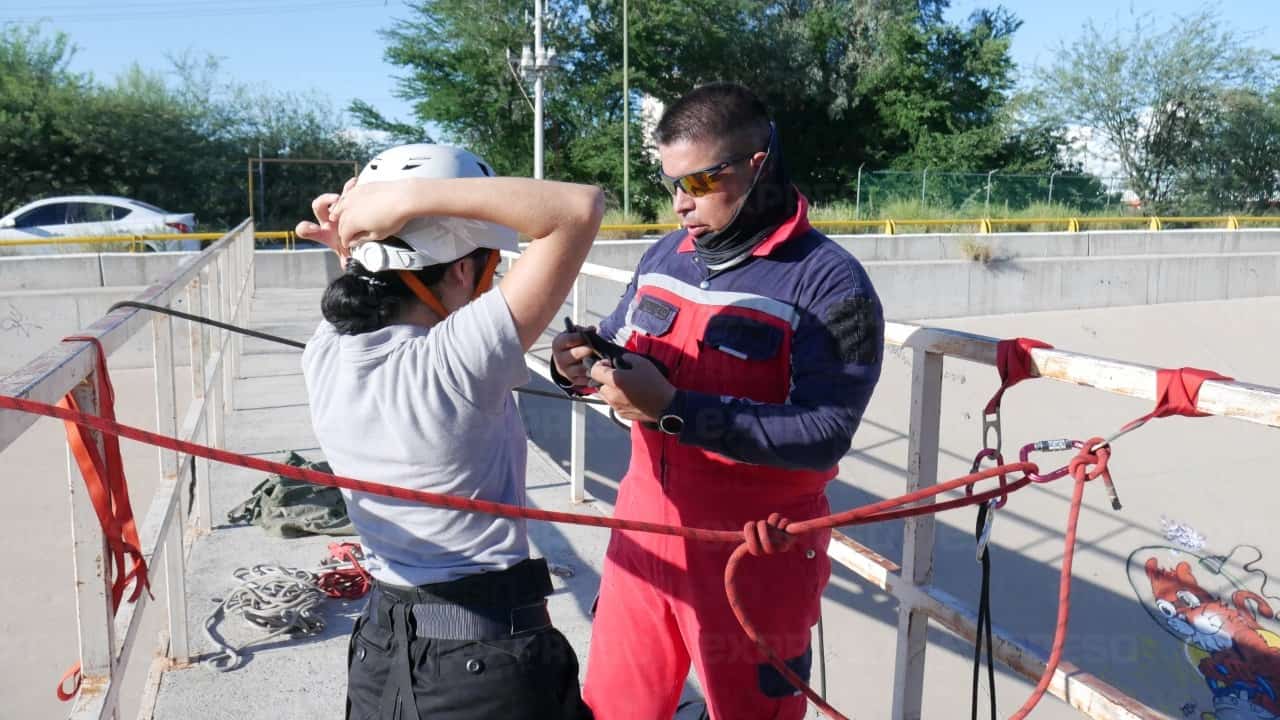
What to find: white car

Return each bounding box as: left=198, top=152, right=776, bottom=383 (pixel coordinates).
left=0, top=195, right=199, bottom=254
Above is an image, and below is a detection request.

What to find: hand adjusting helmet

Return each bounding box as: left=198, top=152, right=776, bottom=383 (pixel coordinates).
left=349, top=144, right=517, bottom=316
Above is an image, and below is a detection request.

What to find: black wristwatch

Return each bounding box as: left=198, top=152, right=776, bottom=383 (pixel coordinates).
left=657, top=391, right=684, bottom=435
left=658, top=413, right=684, bottom=435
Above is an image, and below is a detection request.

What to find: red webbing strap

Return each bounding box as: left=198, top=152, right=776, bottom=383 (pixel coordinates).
left=1148, top=367, right=1232, bottom=420
left=1114, top=367, right=1234, bottom=438
left=984, top=338, right=1053, bottom=414
left=55, top=336, right=151, bottom=701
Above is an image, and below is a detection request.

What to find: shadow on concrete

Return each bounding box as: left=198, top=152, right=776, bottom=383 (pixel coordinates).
left=518, top=372, right=1208, bottom=716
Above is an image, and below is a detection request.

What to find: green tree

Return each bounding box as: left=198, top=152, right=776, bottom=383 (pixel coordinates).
left=358, top=0, right=660, bottom=218
left=1177, top=88, right=1280, bottom=213
left=0, top=24, right=372, bottom=234
left=1032, top=11, right=1276, bottom=213
left=357, top=0, right=1062, bottom=217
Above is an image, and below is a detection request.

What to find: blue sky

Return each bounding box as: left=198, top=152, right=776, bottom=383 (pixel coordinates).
left=2, top=0, right=1276, bottom=134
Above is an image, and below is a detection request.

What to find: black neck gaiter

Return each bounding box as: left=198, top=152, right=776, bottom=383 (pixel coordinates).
left=693, top=129, right=798, bottom=268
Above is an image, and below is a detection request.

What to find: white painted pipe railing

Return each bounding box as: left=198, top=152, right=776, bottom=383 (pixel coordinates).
left=0, top=221, right=255, bottom=720
left=531, top=257, right=1280, bottom=720
left=10, top=239, right=1273, bottom=720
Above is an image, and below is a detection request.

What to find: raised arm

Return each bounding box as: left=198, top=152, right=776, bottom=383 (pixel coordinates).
left=327, top=176, right=605, bottom=350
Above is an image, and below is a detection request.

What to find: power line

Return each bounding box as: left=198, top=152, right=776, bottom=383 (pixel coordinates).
left=1, top=0, right=391, bottom=24
left=3, top=0, right=394, bottom=10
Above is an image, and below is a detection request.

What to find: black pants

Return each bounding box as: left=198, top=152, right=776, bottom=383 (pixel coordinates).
left=345, top=563, right=592, bottom=720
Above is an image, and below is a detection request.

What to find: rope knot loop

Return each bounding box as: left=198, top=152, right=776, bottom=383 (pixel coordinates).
left=742, top=513, right=797, bottom=556
left=1068, top=437, right=1111, bottom=482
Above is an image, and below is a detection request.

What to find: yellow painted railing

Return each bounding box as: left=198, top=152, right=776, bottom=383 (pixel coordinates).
left=0, top=230, right=296, bottom=251
left=1, top=216, right=1278, bottom=250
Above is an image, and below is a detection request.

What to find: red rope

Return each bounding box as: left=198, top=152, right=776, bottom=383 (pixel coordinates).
left=1007, top=437, right=1110, bottom=719
left=317, top=542, right=372, bottom=599
left=1, top=392, right=1095, bottom=719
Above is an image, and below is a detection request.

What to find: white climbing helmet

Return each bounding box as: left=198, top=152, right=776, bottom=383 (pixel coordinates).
left=350, top=144, right=518, bottom=271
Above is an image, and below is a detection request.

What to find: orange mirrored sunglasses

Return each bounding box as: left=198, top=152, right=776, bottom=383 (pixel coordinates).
left=656, top=153, right=754, bottom=198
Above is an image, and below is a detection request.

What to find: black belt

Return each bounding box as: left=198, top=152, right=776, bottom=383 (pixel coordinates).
left=409, top=598, right=550, bottom=640
left=373, top=558, right=554, bottom=641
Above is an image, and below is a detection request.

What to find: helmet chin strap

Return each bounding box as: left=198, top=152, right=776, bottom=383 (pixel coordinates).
left=473, top=249, right=501, bottom=296
left=398, top=249, right=501, bottom=319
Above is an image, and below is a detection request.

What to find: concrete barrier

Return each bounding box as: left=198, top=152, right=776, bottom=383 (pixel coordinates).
left=568, top=251, right=1280, bottom=322
left=583, top=229, right=1280, bottom=265
left=0, top=254, right=102, bottom=291
left=100, top=252, right=198, bottom=287
left=0, top=252, right=201, bottom=291
left=878, top=252, right=1280, bottom=319
left=253, top=249, right=342, bottom=289
left=0, top=287, right=193, bottom=374
left=3, top=235, right=1278, bottom=375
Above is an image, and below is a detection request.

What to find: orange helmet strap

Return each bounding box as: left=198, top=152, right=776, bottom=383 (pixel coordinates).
left=474, top=249, right=501, bottom=298
left=398, top=271, right=451, bottom=319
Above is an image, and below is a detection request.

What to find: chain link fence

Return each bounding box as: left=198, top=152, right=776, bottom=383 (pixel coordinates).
left=848, top=170, right=1129, bottom=218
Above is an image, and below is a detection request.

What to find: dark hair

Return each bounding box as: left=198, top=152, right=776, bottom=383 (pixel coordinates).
left=321, top=241, right=490, bottom=335
left=653, top=82, right=772, bottom=157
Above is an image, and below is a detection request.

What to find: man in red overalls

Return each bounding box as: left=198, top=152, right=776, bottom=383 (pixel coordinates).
left=551, top=83, right=883, bottom=720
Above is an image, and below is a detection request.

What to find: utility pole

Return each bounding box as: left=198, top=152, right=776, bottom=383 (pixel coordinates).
left=519, top=0, right=556, bottom=179
left=854, top=162, right=865, bottom=219
left=622, top=0, right=629, bottom=218
left=257, top=142, right=266, bottom=224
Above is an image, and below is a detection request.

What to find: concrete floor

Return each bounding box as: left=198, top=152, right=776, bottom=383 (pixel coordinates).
left=4, top=288, right=1279, bottom=720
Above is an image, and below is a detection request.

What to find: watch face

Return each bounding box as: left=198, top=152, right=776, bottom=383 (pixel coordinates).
left=660, top=414, right=683, bottom=434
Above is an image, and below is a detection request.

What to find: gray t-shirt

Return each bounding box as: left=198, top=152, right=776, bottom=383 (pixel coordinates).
left=301, top=287, right=532, bottom=586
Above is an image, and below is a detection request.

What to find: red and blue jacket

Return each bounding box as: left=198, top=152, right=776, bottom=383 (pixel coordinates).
left=598, top=195, right=883, bottom=509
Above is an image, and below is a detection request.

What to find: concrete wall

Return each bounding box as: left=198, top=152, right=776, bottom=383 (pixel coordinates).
left=0, top=251, right=201, bottom=291
left=253, top=249, right=342, bottom=288
left=0, top=252, right=206, bottom=374
left=870, top=252, right=1280, bottom=319
left=568, top=251, right=1280, bottom=324
left=3, top=233, right=1279, bottom=374
left=0, top=249, right=334, bottom=374
left=582, top=229, right=1280, bottom=267
left=0, top=254, right=104, bottom=291
left=0, top=287, right=194, bottom=374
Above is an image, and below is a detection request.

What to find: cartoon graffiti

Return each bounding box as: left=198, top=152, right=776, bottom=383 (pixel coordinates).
left=1129, top=545, right=1280, bottom=720
left=0, top=303, right=43, bottom=338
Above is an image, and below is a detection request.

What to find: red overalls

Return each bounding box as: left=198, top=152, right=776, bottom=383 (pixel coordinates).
left=584, top=202, right=837, bottom=720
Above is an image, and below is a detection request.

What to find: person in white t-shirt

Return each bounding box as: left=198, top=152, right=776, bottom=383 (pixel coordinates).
left=295, top=144, right=603, bottom=720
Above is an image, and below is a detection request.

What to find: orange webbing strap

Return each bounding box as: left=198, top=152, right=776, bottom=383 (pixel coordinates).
left=55, top=336, right=151, bottom=701
left=56, top=664, right=82, bottom=702
left=399, top=248, right=501, bottom=318
left=398, top=270, right=450, bottom=318
left=473, top=248, right=500, bottom=297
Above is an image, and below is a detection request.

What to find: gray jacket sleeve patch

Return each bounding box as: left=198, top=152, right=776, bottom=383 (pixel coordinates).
left=825, top=295, right=883, bottom=366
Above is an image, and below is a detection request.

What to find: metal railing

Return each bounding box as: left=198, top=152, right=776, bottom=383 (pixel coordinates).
left=0, top=221, right=255, bottom=720
left=5, top=214, right=1280, bottom=252
left=599, top=214, right=1280, bottom=236
left=4, top=234, right=1276, bottom=719
left=537, top=259, right=1280, bottom=720
left=0, top=230, right=296, bottom=251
